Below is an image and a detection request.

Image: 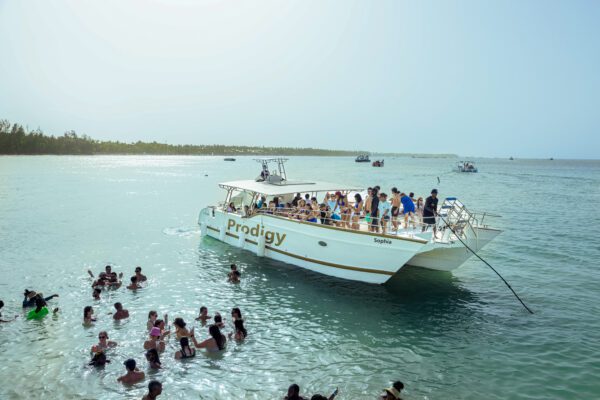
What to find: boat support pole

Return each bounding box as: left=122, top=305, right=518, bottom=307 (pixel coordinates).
left=440, top=216, right=534, bottom=314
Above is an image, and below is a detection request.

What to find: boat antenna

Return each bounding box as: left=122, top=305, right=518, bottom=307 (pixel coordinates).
left=438, top=215, right=534, bottom=314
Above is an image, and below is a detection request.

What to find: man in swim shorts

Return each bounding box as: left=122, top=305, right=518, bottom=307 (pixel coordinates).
left=400, top=192, right=416, bottom=229
left=390, top=187, right=401, bottom=232
left=422, top=189, right=439, bottom=235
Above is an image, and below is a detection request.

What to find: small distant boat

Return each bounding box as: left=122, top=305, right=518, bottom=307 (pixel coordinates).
left=549, top=157, right=554, bottom=161
left=456, top=161, right=478, bottom=173
left=372, top=160, right=384, bottom=167
left=355, top=154, right=370, bottom=163
left=224, top=158, right=236, bottom=161
left=509, top=157, right=514, bottom=160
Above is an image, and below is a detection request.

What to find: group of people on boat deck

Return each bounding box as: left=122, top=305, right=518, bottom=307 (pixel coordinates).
left=229, top=187, right=440, bottom=235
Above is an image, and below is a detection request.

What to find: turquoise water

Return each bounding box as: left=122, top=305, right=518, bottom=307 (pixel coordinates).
left=0, top=156, right=599, bottom=399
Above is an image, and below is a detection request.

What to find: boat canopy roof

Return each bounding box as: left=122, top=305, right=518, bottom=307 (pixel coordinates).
left=219, top=180, right=363, bottom=196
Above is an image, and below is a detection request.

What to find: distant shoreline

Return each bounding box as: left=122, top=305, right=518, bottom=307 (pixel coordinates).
left=0, top=119, right=456, bottom=158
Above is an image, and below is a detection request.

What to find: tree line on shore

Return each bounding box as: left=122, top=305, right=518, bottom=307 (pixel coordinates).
left=0, top=119, right=367, bottom=156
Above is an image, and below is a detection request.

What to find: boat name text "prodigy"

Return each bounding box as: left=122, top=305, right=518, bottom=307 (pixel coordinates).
left=227, top=219, right=286, bottom=246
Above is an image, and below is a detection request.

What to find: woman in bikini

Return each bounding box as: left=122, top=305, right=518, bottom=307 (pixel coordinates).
left=174, top=337, right=196, bottom=359
left=352, top=193, right=363, bottom=230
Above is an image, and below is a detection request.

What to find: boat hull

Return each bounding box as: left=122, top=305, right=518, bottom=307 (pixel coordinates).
left=199, top=209, right=429, bottom=284
left=407, top=227, right=501, bottom=271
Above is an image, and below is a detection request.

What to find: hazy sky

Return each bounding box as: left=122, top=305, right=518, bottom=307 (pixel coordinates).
left=1, top=0, right=598, bottom=158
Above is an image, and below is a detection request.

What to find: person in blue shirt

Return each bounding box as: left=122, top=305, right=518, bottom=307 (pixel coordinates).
left=400, top=193, right=416, bottom=229
left=22, top=290, right=59, bottom=308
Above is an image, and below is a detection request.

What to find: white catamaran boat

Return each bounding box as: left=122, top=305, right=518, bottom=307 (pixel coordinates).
left=198, top=158, right=500, bottom=284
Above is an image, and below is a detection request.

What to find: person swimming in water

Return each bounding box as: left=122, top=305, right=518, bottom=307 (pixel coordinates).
left=113, top=302, right=130, bottom=320
left=213, top=313, right=225, bottom=329
left=89, top=351, right=110, bottom=367
left=83, top=305, right=96, bottom=325
left=126, top=276, right=142, bottom=290
left=231, top=307, right=243, bottom=322
left=144, top=327, right=166, bottom=353
left=154, top=317, right=171, bottom=338
left=92, top=288, right=101, bottom=300
left=228, top=270, right=241, bottom=284
left=22, top=290, right=59, bottom=308
left=195, top=306, right=212, bottom=324
left=91, top=330, right=117, bottom=353
left=134, top=266, right=147, bottom=282
left=142, top=380, right=162, bottom=400
left=227, top=264, right=238, bottom=281
left=0, top=300, right=17, bottom=323
left=174, top=337, right=196, bottom=359
left=173, top=317, right=190, bottom=339
left=189, top=325, right=226, bottom=352
left=228, top=319, right=247, bottom=341
left=145, top=348, right=162, bottom=369
left=117, top=358, right=145, bottom=384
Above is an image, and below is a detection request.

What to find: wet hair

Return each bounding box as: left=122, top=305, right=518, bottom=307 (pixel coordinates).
left=173, top=317, right=186, bottom=329
left=84, top=306, right=93, bottom=319
left=230, top=264, right=237, bottom=270
left=214, top=314, right=223, bottom=324
left=145, top=348, right=161, bottom=366
left=93, top=288, right=101, bottom=296
left=154, top=319, right=164, bottom=328
left=89, top=351, right=108, bottom=366
left=148, top=310, right=157, bottom=319
left=393, top=381, right=404, bottom=391
left=231, top=307, right=242, bottom=319
left=234, top=319, right=247, bottom=338
left=114, top=302, right=122, bottom=310
left=354, top=193, right=363, bottom=203
left=135, top=266, right=142, bottom=272
left=98, top=330, right=108, bottom=339
left=130, top=276, right=137, bottom=283
left=148, top=380, right=162, bottom=393
left=209, top=325, right=225, bottom=350
left=123, top=358, right=136, bottom=371
left=288, top=384, right=300, bottom=396
left=34, top=297, right=46, bottom=310
left=105, top=265, right=111, bottom=270
left=200, top=306, right=207, bottom=313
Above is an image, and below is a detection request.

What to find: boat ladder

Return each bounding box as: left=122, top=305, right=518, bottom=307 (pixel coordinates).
left=437, top=197, right=478, bottom=242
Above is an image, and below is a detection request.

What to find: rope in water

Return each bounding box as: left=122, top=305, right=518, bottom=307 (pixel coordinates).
left=438, top=216, right=534, bottom=314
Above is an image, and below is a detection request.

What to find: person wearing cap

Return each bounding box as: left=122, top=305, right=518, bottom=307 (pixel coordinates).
left=422, top=189, right=439, bottom=235
left=381, top=380, right=404, bottom=399
left=142, top=380, right=163, bottom=400
left=144, top=327, right=166, bottom=352
left=117, top=358, right=145, bottom=384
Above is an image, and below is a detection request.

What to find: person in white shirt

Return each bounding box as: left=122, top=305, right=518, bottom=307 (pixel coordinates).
left=378, top=193, right=392, bottom=234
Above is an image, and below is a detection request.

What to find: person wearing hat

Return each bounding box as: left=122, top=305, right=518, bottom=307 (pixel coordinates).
left=422, top=189, right=439, bottom=235
left=117, top=358, right=145, bottom=384
left=144, top=327, right=166, bottom=352
left=381, top=381, right=404, bottom=399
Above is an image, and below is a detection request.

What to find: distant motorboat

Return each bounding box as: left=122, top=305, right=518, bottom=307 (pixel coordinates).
left=372, top=160, right=384, bottom=167
left=456, top=161, right=478, bottom=173
left=355, top=154, right=370, bottom=162
left=509, top=157, right=514, bottom=160
left=224, top=158, right=236, bottom=161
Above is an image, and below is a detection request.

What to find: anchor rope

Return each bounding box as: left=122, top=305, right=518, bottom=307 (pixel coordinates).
left=437, top=215, right=534, bottom=314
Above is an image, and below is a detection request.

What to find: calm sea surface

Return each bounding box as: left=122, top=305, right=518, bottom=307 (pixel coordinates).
left=0, top=156, right=599, bottom=399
